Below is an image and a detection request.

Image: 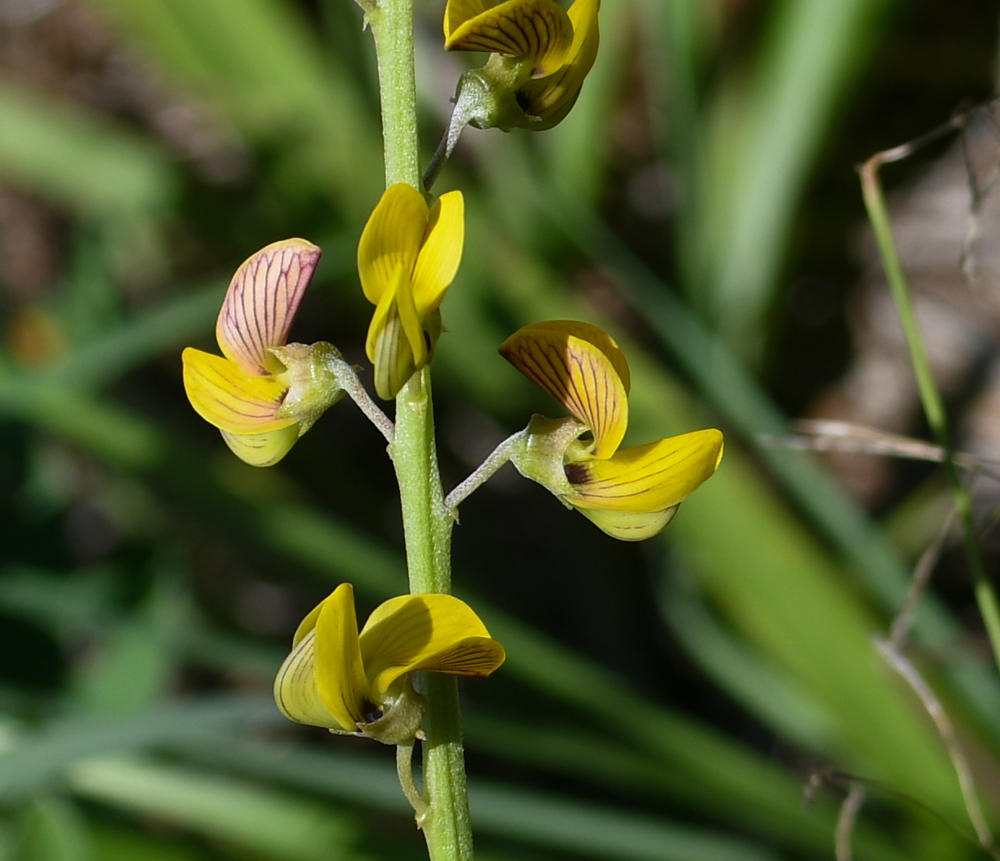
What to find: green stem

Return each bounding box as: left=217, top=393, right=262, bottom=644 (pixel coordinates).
left=391, top=370, right=453, bottom=596
left=368, top=3, right=473, bottom=854
left=368, top=0, right=420, bottom=189
left=860, top=152, right=1000, bottom=676
left=391, top=374, right=472, bottom=861
left=422, top=673, right=474, bottom=861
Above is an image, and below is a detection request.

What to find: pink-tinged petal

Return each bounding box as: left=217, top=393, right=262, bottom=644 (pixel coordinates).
left=358, top=185, right=427, bottom=306
left=445, top=0, right=573, bottom=75
left=219, top=426, right=300, bottom=468
left=182, top=347, right=296, bottom=434
left=566, top=428, right=724, bottom=512
left=411, top=191, right=465, bottom=316
left=359, top=594, right=505, bottom=704
left=216, top=238, right=321, bottom=376
left=500, top=321, right=628, bottom=458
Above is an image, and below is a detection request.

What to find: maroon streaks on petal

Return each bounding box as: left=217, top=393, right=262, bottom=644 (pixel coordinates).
left=186, top=360, right=281, bottom=421
left=584, top=445, right=702, bottom=495
left=446, top=0, right=571, bottom=65
left=571, top=430, right=723, bottom=511
left=412, top=640, right=505, bottom=676
left=501, top=322, right=629, bottom=456
left=181, top=347, right=295, bottom=434
left=216, top=239, right=321, bottom=375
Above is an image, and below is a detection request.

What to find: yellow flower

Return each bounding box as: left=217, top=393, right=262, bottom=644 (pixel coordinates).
left=500, top=321, right=723, bottom=541
left=358, top=184, right=465, bottom=400
left=444, top=0, right=600, bottom=131
left=182, top=238, right=344, bottom=467
left=274, top=583, right=505, bottom=744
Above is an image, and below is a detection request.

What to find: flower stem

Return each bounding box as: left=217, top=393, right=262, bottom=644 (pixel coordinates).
left=445, top=431, right=525, bottom=510
left=396, top=740, right=429, bottom=818
left=327, top=355, right=395, bottom=443
left=423, top=111, right=470, bottom=192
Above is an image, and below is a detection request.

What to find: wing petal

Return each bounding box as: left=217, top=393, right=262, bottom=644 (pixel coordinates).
left=182, top=347, right=295, bottom=433
left=567, top=428, right=724, bottom=511
left=273, top=584, right=368, bottom=731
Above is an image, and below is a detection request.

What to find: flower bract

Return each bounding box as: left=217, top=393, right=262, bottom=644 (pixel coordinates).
left=500, top=320, right=724, bottom=540
left=444, top=0, right=600, bottom=131
left=182, top=238, right=344, bottom=467
left=358, top=184, right=465, bottom=400
left=274, top=583, right=505, bottom=744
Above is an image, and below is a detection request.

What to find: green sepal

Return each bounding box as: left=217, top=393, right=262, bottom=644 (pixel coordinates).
left=270, top=341, right=346, bottom=434
left=452, top=56, right=547, bottom=132
left=351, top=676, right=428, bottom=745
left=508, top=415, right=587, bottom=505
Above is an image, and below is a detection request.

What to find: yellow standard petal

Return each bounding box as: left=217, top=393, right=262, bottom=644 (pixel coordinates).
left=358, top=185, right=428, bottom=306
left=566, top=428, right=724, bottom=512
left=411, top=191, right=465, bottom=317
left=518, top=0, right=599, bottom=127
left=359, top=594, right=505, bottom=704
left=182, top=347, right=296, bottom=434
left=365, top=265, right=428, bottom=400
left=217, top=238, right=321, bottom=376
left=444, top=0, right=574, bottom=75
left=500, top=321, right=629, bottom=458
left=444, top=0, right=492, bottom=39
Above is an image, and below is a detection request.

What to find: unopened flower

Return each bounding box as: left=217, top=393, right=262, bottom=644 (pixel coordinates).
left=358, top=184, right=465, bottom=400
left=182, top=239, right=344, bottom=467
left=274, top=583, right=505, bottom=744
left=444, top=0, right=600, bottom=132
left=501, top=321, right=723, bottom=540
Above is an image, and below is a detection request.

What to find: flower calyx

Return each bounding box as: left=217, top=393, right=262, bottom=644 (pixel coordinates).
left=182, top=239, right=345, bottom=467
left=501, top=320, right=724, bottom=541
left=274, top=583, right=505, bottom=744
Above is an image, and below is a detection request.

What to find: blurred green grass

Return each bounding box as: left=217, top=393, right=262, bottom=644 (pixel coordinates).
left=0, top=1, right=997, bottom=859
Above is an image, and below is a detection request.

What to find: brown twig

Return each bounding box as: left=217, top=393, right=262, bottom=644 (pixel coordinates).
left=889, top=508, right=957, bottom=649
left=835, top=782, right=866, bottom=861
left=759, top=419, right=1000, bottom=482
left=874, top=636, right=998, bottom=856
